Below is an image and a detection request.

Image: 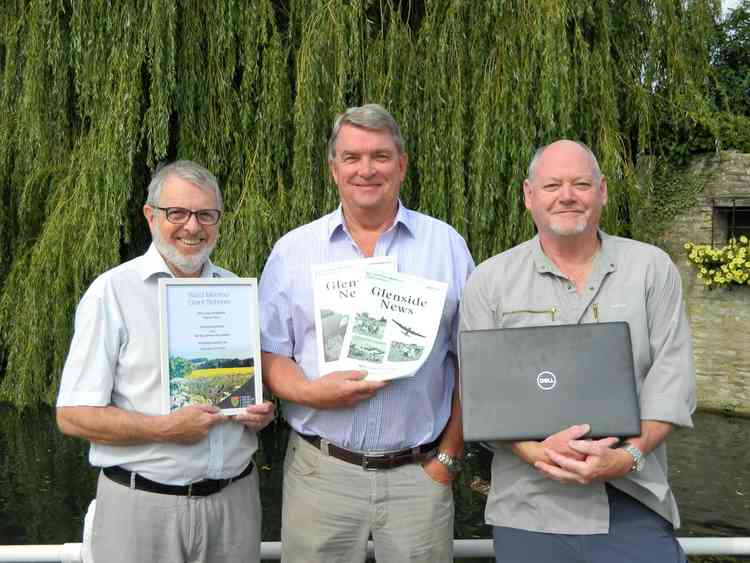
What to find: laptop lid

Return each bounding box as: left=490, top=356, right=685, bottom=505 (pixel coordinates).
left=459, top=322, right=640, bottom=442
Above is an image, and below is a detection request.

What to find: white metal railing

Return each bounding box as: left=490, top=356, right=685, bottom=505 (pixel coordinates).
left=1, top=538, right=750, bottom=562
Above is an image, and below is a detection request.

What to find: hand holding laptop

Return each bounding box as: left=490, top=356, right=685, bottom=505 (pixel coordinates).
left=511, top=424, right=590, bottom=465
left=536, top=435, right=628, bottom=485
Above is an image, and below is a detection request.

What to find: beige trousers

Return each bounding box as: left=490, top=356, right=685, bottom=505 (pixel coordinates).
left=91, top=467, right=261, bottom=563
left=281, top=432, right=454, bottom=563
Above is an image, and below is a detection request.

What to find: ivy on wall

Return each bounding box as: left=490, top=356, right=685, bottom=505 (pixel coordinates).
left=0, top=0, right=741, bottom=408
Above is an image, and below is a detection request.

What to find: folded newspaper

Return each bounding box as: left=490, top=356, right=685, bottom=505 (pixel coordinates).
left=339, top=270, right=448, bottom=381
left=312, top=257, right=397, bottom=375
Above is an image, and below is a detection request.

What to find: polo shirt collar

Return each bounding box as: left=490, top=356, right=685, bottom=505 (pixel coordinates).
left=137, top=243, right=220, bottom=281
left=531, top=229, right=617, bottom=275
left=327, top=200, right=415, bottom=241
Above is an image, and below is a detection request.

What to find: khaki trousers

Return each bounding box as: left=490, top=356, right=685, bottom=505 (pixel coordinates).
left=91, top=467, right=261, bottom=563
left=281, top=432, right=454, bottom=563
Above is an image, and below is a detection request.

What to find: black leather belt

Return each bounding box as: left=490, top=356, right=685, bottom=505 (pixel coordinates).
left=298, top=433, right=438, bottom=471
left=103, top=462, right=254, bottom=497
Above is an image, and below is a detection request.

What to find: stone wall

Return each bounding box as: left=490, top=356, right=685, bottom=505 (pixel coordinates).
left=658, top=151, right=750, bottom=416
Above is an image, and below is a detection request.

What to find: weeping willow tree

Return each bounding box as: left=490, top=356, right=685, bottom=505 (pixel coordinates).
left=0, top=0, right=733, bottom=408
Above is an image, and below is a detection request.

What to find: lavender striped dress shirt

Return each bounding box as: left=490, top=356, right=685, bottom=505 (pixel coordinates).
left=259, top=203, right=474, bottom=452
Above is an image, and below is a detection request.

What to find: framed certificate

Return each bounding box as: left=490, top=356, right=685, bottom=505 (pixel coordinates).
left=158, top=277, right=263, bottom=415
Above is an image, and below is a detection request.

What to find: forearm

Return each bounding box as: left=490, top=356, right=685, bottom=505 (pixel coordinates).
left=511, top=441, right=548, bottom=464
left=626, top=419, right=673, bottom=455
left=57, top=405, right=166, bottom=446
left=261, top=351, right=315, bottom=407
left=437, top=366, right=464, bottom=458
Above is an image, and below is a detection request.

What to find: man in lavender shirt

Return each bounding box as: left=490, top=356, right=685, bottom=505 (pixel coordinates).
left=259, top=104, right=474, bottom=563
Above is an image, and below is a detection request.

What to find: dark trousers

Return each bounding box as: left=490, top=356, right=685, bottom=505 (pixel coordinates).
left=493, top=484, right=687, bottom=563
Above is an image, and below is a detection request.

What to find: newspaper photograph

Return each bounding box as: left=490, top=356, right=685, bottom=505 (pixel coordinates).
left=312, top=256, right=396, bottom=374
left=339, top=270, right=448, bottom=381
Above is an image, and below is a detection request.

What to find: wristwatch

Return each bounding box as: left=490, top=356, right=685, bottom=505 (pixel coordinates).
left=621, top=442, right=645, bottom=472
left=433, top=451, right=464, bottom=474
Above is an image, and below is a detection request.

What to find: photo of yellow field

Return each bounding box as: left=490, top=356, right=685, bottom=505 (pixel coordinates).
left=188, top=366, right=254, bottom=378
left=169, top=356, right=255, bottom=410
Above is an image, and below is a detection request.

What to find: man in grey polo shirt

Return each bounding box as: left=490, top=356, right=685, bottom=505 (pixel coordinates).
left=460, top=140, right=696, bottom=563
left=56, top=160, right=274, bottom=563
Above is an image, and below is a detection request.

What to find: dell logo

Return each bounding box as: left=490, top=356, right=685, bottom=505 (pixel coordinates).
left=536, top=371, right=557, bottom=391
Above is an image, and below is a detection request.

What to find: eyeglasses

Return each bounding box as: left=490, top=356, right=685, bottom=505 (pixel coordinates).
left=154, top=206, right=222, bottom=225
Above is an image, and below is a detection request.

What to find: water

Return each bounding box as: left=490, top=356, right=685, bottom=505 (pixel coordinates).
left=1, top=407, right=748, bottom=562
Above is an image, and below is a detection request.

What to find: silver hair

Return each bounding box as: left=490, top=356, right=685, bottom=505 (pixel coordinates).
left=146, top=160, right=223, bottom=210
left=327, top=103, right=405, bottom=161
left=526, top=140, right=602, bottom=182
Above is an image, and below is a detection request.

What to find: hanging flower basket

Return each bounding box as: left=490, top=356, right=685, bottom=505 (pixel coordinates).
left=684, top=236, right=750, bottom=289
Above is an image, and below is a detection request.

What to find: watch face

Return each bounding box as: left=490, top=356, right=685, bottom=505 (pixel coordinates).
left=624, top=444, right=644, bottom=472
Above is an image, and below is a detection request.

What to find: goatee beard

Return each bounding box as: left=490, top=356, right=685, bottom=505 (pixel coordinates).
left=152, top=228, right=216, bottom=275
left=549, top=219, right=587, bottom=237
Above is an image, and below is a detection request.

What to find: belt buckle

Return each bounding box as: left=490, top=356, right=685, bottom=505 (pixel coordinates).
left=362, top=452, right=389, bottom=471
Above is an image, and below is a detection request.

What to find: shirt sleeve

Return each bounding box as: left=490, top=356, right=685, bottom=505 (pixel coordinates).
left=449, top=236, right=476, bottom=354
left=459, top=261, right=499, bottom=333
left=639, top=253, right=696, bottom=427
left=258, top=243, right=295, bottom=357
left=56, top=281, right=122, bottom=407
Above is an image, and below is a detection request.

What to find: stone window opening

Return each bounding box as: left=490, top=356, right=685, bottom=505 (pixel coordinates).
left=711, top=197, right=750, bottom=246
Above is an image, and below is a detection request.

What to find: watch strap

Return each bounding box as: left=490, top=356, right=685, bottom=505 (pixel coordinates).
left=621, top=443, right=645, bottom=472
left=434, top=450, right=463, bottom=474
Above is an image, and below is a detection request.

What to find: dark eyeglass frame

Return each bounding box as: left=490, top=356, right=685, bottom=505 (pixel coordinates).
left=154, top=206, right=222, bottom=226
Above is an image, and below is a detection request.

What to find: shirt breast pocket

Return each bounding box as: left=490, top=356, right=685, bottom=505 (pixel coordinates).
left=498, top=306, right=558, bottom=329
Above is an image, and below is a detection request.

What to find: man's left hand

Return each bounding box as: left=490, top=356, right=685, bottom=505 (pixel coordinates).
left=534, top=436, right=632, bottom=484
left=421, top=456, right=456, bottom=486
left=233, top=401, right=275, bottom=432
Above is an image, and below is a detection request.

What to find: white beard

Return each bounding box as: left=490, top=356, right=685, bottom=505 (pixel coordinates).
left=152, top=227, right=216, bottom=275
left=549, top=216, right=588, bottom=237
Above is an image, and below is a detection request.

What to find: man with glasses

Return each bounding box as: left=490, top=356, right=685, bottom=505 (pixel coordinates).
left=460, top=140, right=695, bottom=563
left=56, top=160, right=274, bottom=563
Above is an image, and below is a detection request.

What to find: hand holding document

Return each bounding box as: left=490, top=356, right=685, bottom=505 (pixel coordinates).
left=313, top=257, right=447, bottom=382
left=158, top=278, right=263, bottom=415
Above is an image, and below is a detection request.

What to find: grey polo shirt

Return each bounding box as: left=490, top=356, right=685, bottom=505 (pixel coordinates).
left=459, top=231, right=696, bottom=534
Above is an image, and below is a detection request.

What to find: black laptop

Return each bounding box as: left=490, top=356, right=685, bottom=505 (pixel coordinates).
left=459, top=322, right=640, bottom=442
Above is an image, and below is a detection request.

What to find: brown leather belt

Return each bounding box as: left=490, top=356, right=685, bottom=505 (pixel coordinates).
left=103, top=462, right=254, bottom=497
left=298, top=432, right=438, bottom=471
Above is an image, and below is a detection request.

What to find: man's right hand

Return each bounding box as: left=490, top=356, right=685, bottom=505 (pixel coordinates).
left=57, top=404, right=226, bottom=446
left=157, top=404, right=227, bottom=444
left=307, top=370, right=387, bottom=408
left=512, top=424, right=591, bottom=465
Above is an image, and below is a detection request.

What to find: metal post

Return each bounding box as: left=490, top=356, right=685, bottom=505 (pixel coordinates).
left=3, top=538, right=750, bottom=562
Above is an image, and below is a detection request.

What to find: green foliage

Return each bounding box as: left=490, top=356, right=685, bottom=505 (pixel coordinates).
left=0, top=0, right=742, bottom=408
left=630, top=159, right=706, bottom=244
left=713, top=0, right=750, bottom=117
left=169, top=356, right=193, bottom=380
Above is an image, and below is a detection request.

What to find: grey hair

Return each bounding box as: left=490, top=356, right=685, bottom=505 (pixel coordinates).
left=146, top=160, right=223, bottom=210
left=527, top=140, right=602, bottom=182
left=327, top=103, right=405, bottom=161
